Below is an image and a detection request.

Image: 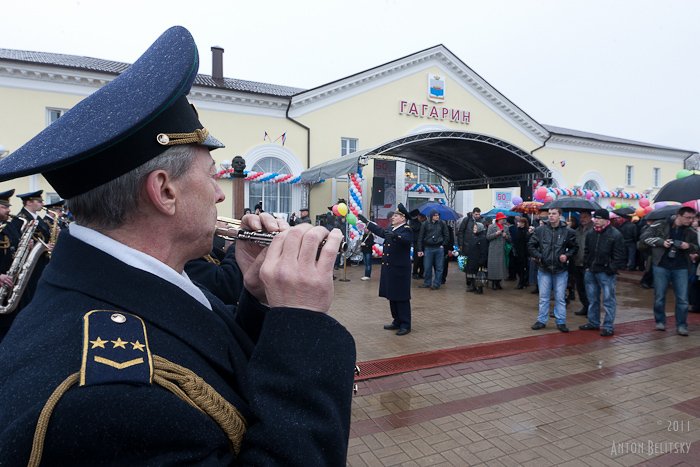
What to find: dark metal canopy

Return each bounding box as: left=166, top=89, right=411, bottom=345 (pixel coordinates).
left=373, top=131, right=550, bottom=190
left=299, top=131, right=551, bottom=189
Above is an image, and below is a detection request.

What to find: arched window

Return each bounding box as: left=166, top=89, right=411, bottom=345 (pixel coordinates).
left=583, top=180, right=600, bottom=191
left=249, top=157, right=292, bottom=214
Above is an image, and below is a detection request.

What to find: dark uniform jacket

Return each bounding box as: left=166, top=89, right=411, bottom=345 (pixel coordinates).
left=185, top=243, right=243, bottom=306
left=0, top=231, right=356, bottom=465
left=11, top=208, right=50, bottom=243
left=367, top=222, right=412, bottom=301
left=9, top=208, right=51, bottom=307
left=527, top=220, right=578, bottom=274
left=0, top=221, right=21, bottom=342
left=584, top=225, right=626, bottom=275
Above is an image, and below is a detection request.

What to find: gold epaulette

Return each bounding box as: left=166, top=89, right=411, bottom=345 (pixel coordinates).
left=27, top=310, right=247, bottom=466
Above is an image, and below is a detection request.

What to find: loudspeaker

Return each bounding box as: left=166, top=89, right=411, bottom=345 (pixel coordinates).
left=518, top=181, right=533, bottom=201
left=372, top=177, right=385, bottom=205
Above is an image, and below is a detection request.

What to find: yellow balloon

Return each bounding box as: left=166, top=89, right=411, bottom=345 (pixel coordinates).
left=337, top=203, right=348, bottom=216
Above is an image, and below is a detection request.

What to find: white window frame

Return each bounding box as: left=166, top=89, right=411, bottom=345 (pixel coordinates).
left=340, top=137, right=358, bottom=157
left=625, top=165, right=634, bottom=186
left=47, top=107, right=67, bottom=125
left=652, top=167, right=661, bottom=187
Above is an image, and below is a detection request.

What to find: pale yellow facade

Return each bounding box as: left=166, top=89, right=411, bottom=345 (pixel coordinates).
left=0, top=45, right=695, bottom=220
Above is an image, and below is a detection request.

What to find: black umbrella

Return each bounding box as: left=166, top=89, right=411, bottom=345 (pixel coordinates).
left=644, top=205, right=681, bottom=221
left=654, top=174, right=700, bottom=203
left=612, top=207, right=636, bottom=217
left=548, top=196, right=601, bottom=212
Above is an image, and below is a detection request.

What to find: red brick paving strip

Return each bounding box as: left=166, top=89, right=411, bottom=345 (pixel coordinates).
left=355, top=317, right=697, bottom=382
left=350, top=345, right=700, bottom=439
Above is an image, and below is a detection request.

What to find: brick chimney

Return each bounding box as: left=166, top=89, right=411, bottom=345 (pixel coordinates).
left=211, top=46, right=224, bottom=81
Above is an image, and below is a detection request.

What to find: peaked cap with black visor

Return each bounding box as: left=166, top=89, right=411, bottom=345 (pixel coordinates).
left=0, top=26, right=224, bottom=199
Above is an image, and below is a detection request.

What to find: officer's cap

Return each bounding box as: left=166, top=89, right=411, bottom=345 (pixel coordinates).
left=16, top=190, right=43, bottom=202
left=394, top=203, right=409, bottom=218
left=0, top=26, right=224, bottom=199
left=0, top=189, right=14, bottom=207
left=45, top=199, right=65, bottom=209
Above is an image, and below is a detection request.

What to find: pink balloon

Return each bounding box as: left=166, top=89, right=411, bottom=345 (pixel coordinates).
left=536, top=187, right=548, bottom=199
left=332, top=205, right=340, bottom=216
left=639, top=198, right=650, bottom=208
left=544, top=195, right=554, bottom=203
left=644, top=206, right=653, bottom=214
left=585, top=192, right=594, bottom=200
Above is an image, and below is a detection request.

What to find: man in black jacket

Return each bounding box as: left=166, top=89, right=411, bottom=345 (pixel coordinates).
left=639, top=206, right=698, bottom=336
left=528, top=208, right=578, bottom=332
left=417, top=210, right=450, bottom=290
left=579, top=209, right=626, bottom=336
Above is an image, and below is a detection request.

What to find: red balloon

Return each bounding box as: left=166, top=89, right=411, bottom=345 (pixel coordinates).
left=544, top=195, right=554, bottom=203
left=639, top=198, right=650, bottom=208
left=536, top=187, right=548, bottom=199
left=332, top=205, right=340, bottom=216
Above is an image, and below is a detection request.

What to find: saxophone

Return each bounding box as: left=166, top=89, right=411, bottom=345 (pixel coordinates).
left=0, top=218, right=48, bottom=314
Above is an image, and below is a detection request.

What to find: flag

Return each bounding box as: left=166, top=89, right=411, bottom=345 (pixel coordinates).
left=264, top=131, right=270, bottom=142
left=281, top=132, right=286, bottom=146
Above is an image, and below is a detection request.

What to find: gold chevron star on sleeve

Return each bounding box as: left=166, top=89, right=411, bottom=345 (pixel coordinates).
left=90, top=337, right=107, bottom=349
left=111, top=337, right=128, bottom=349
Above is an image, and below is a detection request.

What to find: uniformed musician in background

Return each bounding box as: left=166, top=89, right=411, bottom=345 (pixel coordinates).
left=0, top=26, right=355, bottom=466
left=0, top=188, right=20, bottom=342
left=358, top=204, right=414, bottom=335
left=43, top=199, right=69, bottom=245
left=11, top=190, right=51, bottom=243
left=9, top=190, right=51, bottom=307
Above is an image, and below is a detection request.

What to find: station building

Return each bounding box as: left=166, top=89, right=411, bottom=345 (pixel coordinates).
left=1, top=44, right=696, bottom=222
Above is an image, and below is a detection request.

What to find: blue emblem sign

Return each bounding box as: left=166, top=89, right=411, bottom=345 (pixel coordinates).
left=428, top=74, right=445, bottom=103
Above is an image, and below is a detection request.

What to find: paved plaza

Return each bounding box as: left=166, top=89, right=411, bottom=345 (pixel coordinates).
left=328, top=262, right=700, bottom=466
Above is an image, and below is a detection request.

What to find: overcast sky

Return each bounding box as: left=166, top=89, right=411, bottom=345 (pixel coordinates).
left=4, top=0, right=699, bottom=153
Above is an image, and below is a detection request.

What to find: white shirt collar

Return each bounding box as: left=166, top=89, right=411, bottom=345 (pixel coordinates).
left=69, top=223, right=211, bottom=310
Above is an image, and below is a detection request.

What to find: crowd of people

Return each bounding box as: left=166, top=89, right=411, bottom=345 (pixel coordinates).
left=443, top=204, right=699, bottom=337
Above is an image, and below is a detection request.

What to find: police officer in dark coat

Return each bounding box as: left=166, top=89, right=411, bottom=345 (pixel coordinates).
left=0, top=188, right=21, bottom=342
left=359, top=204, right=413, bottom=335
left=0, top=26, right=355, bottom=466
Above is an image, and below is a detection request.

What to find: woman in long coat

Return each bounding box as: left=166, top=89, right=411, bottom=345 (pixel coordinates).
left=465, top=222, right=489, bottom=294
left=359, top=204, right=413, bottom=336
left=486, top=212, right=511, bottom=289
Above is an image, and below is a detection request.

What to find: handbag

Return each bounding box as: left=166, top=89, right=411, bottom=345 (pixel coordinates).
left=475, top=267, right=488, bottom=288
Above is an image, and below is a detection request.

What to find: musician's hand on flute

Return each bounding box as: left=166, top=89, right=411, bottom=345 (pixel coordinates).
left=236, top=212, right=289, bottom=303
left=259, top=224, right=342, bottom=312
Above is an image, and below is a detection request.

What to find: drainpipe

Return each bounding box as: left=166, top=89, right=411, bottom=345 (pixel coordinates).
left=286, top=100, right=311, bottom=208
left=531, top=134, right=552, bottom=155
left=285, top=102, right=311, bottom=170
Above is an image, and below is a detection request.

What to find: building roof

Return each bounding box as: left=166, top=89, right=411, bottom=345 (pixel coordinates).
left=543, top=124, right=691, bottom=153
left=1, top=47, right=695, bottom=155
left=0, top=48, right=303, bottom=97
